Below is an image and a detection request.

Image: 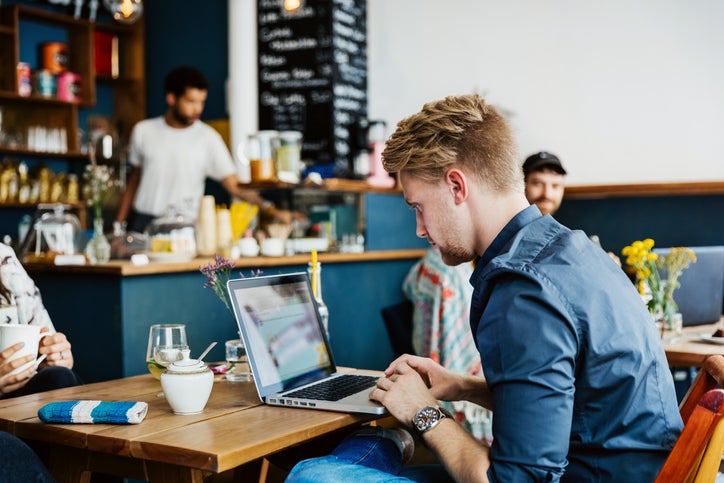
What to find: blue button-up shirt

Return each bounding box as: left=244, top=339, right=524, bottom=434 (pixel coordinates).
left=472, top=206, right=682, bottom=482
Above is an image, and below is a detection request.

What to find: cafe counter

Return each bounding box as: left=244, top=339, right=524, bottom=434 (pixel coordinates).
left=25, top=249, right=427, bottom=383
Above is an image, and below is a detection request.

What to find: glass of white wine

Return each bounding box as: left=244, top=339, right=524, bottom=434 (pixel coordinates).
left=146, top=324, right=188, bottom=380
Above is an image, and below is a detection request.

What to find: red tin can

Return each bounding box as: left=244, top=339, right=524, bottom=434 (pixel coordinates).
left=17, top=62, right=32, bottom=97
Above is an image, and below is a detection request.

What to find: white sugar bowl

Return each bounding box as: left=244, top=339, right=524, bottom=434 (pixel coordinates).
left=160, top=349, right=214, bottom=415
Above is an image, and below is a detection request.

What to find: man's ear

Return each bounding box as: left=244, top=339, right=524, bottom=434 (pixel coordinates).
left=446, top=168, right=468, bottom=205
left=165, top=92, right=176, bottom=106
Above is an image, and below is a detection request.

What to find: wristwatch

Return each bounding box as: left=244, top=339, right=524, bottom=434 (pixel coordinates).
left=412, top=405, right=453, bottom=436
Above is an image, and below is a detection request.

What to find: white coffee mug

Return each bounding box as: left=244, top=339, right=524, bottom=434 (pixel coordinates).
left=0, top=323, right=50, bottom=375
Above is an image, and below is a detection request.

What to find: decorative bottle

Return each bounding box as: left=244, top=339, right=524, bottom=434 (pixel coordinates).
left=307, top=250, right=329, bottom=339
left=85, top=217, right=111, bottom=264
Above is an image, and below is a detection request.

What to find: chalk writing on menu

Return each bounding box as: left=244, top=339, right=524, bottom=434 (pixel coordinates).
left=257, top=0, right=367, bottom=173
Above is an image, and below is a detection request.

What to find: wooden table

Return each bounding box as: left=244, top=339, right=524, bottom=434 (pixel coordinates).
left=0, top=374, right=382, bottom=483
left=664, top=317, right=724, bottom=367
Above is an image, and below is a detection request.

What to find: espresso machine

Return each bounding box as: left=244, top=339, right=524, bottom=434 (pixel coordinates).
left=348, top=118, right=393, bottom=186
left=348, top=118, right=371, bottom=179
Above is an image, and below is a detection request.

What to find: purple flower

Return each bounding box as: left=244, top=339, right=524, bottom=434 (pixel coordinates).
left=199, top=255, right=263, bottom=317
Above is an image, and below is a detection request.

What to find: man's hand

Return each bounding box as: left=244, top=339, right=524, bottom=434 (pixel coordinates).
left=380, top=354, right=493, bottom=411
left=267, top=207, right=308, bottom=225
left=370, top=360, right=440, bottom=426
left=387, top=354, right=464, bottom=401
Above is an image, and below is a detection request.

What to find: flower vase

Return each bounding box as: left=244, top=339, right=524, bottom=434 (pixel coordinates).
left=85, top=217, right=111, bottom=264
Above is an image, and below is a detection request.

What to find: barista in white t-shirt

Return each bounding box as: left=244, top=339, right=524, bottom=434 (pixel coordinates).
left=116, top=66, right=298, bottom=232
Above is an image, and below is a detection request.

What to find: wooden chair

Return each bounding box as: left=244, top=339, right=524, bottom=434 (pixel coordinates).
left=655, top=355, right=724, bottom=482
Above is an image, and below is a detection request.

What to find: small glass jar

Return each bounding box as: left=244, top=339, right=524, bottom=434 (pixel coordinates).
left=145, top=205, right=197, bottom=262
left=247, top=131, right=278, bottom=182
left=34, top=204, right=82, bottom=255
left=274, top=131, right=303, bottom=184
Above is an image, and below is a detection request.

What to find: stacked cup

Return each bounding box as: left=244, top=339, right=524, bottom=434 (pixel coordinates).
left=196, top=195, right=217, bottom=256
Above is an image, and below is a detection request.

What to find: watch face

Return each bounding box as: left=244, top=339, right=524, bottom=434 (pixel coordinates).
left=414, top=406, right=441, bottom=432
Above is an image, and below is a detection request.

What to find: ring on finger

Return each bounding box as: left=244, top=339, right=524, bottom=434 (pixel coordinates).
left=60, top=351, right=65, bottom=360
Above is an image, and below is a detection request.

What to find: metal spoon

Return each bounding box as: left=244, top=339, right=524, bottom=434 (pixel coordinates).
left=196, top=341, right=217, bottom=362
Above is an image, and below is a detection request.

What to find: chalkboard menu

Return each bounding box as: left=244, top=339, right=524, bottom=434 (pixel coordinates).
left=257, top=0, right=367, bottom=176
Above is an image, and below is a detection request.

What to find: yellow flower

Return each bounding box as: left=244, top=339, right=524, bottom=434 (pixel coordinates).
left=622, top=238, right=696, bottom=322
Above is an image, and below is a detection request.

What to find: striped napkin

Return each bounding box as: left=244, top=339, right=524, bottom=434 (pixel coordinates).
left=38, top=400, right=148, bottom=424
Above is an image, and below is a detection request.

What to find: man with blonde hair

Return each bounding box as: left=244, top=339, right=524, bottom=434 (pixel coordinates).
left=287, top=94, right=681, bottom=482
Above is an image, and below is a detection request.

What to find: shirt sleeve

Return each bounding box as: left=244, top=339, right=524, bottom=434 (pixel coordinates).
left=479, top=271, right=576, bottom=483
left=205, top=128, right=236, bottom=181
left=0, top=244, right=55, bottom=331
left=128, top=122, right=144, bottom=168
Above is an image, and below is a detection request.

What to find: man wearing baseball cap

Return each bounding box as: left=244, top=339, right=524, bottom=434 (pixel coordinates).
left=522, top=151, right=567, bottom=216
left=523, top=152, right=621, bottom=265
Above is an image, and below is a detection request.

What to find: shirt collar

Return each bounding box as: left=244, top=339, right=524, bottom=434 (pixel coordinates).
left=477, top=204, right=542, bottom=268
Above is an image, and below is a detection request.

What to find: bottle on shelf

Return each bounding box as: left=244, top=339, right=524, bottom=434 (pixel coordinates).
left=307, top=249, right=329, bottom=339
left=17, top=162, right=31, bottom=203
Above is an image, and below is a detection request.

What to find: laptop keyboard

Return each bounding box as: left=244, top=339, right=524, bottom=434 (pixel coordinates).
left=284, top=374, right=379, bottom=401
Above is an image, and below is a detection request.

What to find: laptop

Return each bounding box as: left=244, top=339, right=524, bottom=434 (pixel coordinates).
left=227, top=272, right=386, bottom=414
left=655, top=246, right=724, bottom=326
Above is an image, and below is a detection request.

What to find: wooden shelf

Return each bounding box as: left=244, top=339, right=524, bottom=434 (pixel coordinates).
left=11, top=4, right=90, bottom=26
left=0, top=2, right=143, bottom=231
left=0, top=147, right=89, bottom=160
left=23, top=249, right=428, bottom=276
left=0, top=201, right=85, bottom=209
left=95, top=75, right=139, bottom=84
left=247, top=179, right=724, bottom=197
left=564, top=181, right=724, bottom=199
left=0, top=90, right=83, bottom=106
left=245, top=178, right=401, bottom=194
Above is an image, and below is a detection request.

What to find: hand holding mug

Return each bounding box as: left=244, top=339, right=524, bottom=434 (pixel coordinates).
left=0, top=324, right=50, bottom=375
left=0, top=341, right=37, bottom=396
left=38, top=327, right=73, bottom=369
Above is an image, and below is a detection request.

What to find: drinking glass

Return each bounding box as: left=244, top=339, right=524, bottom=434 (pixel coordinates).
left=225, top=339, right=252, bottom=382
left=146, top=324, right=188, bottom=381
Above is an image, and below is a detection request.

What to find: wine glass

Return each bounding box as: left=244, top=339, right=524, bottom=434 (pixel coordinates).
left=146, top=324, right=188, bottom=381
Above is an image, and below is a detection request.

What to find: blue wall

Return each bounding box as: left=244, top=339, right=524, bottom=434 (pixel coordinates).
left=366, top=193, right=428, bottom=251
left=556, top=194, right=724, bottom=255
left=143, top=0, right=229, bottom=119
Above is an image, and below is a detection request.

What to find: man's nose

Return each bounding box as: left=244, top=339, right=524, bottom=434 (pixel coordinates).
left=415, top=214, right=427, bottom=239
left=542, top=184, right=553, bottom=198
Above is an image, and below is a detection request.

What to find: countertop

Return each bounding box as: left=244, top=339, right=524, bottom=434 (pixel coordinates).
left=23, top=249, right=428, bottom=277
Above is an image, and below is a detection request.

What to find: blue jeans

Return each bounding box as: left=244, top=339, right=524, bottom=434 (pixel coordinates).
left=0, top=432, right=55, bottom=482
left=286, top=430, right=454, bottom=483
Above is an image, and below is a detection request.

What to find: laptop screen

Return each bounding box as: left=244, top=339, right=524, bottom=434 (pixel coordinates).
left=227, top=273, right=336, bottom=395
left=655, top=246, right=724, bottom=326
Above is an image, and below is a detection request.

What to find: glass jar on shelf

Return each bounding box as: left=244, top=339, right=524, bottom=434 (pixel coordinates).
left=17, top=204, right=82, bottom=261
left=145, top=205, right=197, bottom=263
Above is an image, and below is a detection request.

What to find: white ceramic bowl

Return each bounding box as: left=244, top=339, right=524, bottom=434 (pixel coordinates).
left=237, top=238, right=260, bottom=257
left=260, top=238, right=285, bottom=257
left=160, top=352, right=214, bottom=415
